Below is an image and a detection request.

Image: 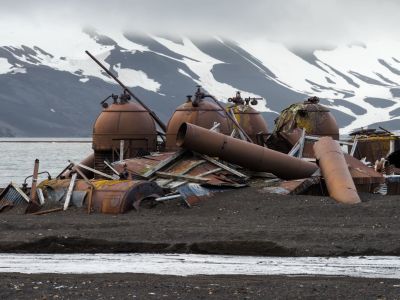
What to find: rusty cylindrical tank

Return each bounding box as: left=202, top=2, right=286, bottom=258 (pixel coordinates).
left=38, top=179, right=164, bottom=213
left=177, top=123, right=318, bottom=180
left=165, top=88, right=232, bottom=150
left=313, top=137, right=360, bottom=204
left=268, top=96, right=339, bottom=154
left=93, top=94, right=157, bottom=175
left=227, top=92, right=268, bottom=144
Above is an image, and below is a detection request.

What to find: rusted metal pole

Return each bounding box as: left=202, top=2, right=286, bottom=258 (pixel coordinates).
left=176, top=123, right=318, bottom=180
left=313, top=137, right=361, bottom=204
left=85, top=50, right=167, bottom=132
left=204, top=94, right=253, bottom=143
left=30, top=159, right=40, bottom=205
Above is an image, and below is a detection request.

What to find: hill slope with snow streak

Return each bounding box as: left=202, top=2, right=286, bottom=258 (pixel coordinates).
left=0, top=27, right=399, bottom=136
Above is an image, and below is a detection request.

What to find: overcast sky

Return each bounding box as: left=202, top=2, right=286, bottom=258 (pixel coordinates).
left=1, top=0, right=399, bottom=47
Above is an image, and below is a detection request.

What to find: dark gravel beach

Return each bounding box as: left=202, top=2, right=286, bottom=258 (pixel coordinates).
left=1, top=273, right=400, bottom=300
left=0, top=187, right=399, bottom=256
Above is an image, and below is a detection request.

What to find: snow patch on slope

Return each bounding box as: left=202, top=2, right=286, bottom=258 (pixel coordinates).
left=0, top=58, right=26, bottom=74
left=0, top=58, right=12, bottom=74
left=152, top=36, right=274, bottom=113
left=114, top=63, right=161, bottom=92
left=238, top=38, right=400, bottom=133
left=0, top=24, right=160, bottom=92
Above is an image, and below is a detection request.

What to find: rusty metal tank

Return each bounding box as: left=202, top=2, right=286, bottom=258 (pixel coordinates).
left=226, top=92, right=268, bottom=144
left=165, top=88, right=232, bottom=150
left=93, top=92, right=157, bottom=174
left=267, top=96, right=339, bottom=154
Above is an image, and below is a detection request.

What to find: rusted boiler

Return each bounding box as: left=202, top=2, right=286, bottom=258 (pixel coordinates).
left=92, top=92, right=158, bottom=175
left=165, top=87, right=232, bottom=150
left=227, top=91, right=268, bottom=144
left=267, top=96, right=339, bottom=154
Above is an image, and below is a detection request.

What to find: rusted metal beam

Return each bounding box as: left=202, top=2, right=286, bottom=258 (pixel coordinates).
left=85, top=50, right=167, bottom=132
left=314, top=137, right=361, bottom=204
left=177, top=123, right=318, bottom=180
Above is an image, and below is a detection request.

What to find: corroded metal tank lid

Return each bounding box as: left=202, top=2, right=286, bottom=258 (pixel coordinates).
left=102, top=102, right=147, bottom=112
left=227, top=104, right=261, bottom=114
left=175, top=100, right=224, bottom=112
left=300, top=96, right=329, bottom=112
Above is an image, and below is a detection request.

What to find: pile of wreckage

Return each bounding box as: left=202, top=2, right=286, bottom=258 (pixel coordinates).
left=1, top=51, right=399, bottom=215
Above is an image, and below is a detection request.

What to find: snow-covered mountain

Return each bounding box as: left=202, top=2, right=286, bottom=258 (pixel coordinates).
left=1, top=27, right=400, bottom=137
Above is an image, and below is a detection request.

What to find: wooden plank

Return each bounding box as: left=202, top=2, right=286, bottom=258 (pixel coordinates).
left=120, top=140, right=125, bottom=161
left=350, top=137, right=358, bottom=156
left=198, top=168, right=223, bottom=177
left=298, top=128, right=306, bottom=159
left=87, top=186, right=94, bottom=214
left=72, top=166, right=94, bottom=187
left=305, top=135, right=354, bottom=146
left=156, top=171, right=209, bottom=183
left=32, top=207, right=63, bottom=215
left=103, top=160, right=121, bottom=177
left=37, top=188, right=45, bottom=205
left=288, top=140, right=301, bottom=157
left=199, top=154, right=248, bottom=178
left=142, top=149, right=187, bottom=178
left=70, top=160, right=119, bottom=180
left=63, top=173, right=77, bottom=211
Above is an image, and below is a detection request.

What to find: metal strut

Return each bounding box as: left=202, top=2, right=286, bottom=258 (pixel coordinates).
left=85, top=50, right=167, bottom=132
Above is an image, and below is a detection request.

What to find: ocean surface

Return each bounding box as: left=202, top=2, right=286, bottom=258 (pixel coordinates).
left=0, top=138, right=92, bottom=187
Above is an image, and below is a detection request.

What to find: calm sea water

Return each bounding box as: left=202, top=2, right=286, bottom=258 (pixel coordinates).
left=0, top=138, right=92, bottom=187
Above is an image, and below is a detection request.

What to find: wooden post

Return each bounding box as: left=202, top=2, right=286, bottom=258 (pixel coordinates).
left=30, top=159, right=40, bottom=205
left=120, top=140, right=124, bottom=161
left=64, top=173, right=77, bottom=211
left=37, top=188, right=45, bottom=205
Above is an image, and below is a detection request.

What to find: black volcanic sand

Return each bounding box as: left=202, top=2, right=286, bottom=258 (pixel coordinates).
left=1, top=273, right=400, bottom=300
left=0, top=187, right=399, bottom=256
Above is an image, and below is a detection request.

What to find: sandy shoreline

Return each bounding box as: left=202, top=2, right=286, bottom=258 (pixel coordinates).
left=0, top=187, right=399, bottom=256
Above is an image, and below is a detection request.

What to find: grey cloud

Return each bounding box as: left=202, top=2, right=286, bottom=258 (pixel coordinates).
left=2, top=0, right=400, bottom=47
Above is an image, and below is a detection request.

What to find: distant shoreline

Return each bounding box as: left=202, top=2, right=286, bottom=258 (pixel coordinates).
left=0, top=141, right=91, bottom=143
left=0, top=138, right=91, bottom=143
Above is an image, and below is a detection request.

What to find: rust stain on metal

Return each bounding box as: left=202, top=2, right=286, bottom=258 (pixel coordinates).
left=227, top=103, right=268, bottom=144
left=314, top=137, right=361, bottom=204
left=165, top=96, right=232, bottom=150
left=177, top=122, right=318, bottom=180
left=92, top=98, right=158, bottom=175
left=267, top=97, right=339, bottom=154
left=37, top=179, right=164, bottom=214
left=113, top=151, right=247, bottom=188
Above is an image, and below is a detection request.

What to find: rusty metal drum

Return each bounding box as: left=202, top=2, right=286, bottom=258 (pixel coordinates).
left=93, top=101, right=157, bottom=152
left=165, top=99, right=232, bottom=150
left=268, top=97, right=339, bottom=154
left=228, top=104, right=268, bottom=143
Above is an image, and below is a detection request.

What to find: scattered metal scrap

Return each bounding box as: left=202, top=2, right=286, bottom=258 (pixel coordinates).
left=0, top=182, right=30, bottom=212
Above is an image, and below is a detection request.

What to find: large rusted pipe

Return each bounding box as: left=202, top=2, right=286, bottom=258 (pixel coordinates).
left=313, top=137, right=361, bottom=204
left=176, top=123, right=318, bottom=180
